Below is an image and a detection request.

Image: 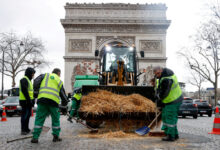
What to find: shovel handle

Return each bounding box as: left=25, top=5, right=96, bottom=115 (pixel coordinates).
left=148, top=111, right=161, bottom=128
left=66, top=113, right=98, bottom=131
left=7, top=135, right=33, bottom=143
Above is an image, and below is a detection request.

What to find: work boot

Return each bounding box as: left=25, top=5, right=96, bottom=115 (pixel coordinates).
left=67, top=117, right=73, bottom=123
left=162, top=135, right=175, bottom=141
left=53, top=135, right=62, bottom=142
left=175, top=134, right=179, bottom=140
left=21, top=131, right=28, bottom=135
left=31, top=138, right=38, bottom=143
left=26, top=129, right=31, bottom=134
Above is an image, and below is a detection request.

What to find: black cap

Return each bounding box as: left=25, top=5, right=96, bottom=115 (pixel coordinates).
left=25, top=67, right=36, bottom=79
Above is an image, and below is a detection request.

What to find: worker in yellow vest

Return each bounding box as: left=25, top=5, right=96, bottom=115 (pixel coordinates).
left=31, top=68, right=68, bottom=143
left=19, top=67, right=36, bottom=135
left=153, top=66, right=183, bottom=141
left=67, top=87, right=82, bottom=123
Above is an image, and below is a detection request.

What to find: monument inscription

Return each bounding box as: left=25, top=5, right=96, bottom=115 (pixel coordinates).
left=69, top=39, right=92, bottom=52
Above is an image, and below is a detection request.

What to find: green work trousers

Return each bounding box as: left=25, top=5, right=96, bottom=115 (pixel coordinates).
left=161, top=102, right=181, bottom=138
left=32, top=103, right=60, bottom=139
left=70, top=99, right=81, bottom=118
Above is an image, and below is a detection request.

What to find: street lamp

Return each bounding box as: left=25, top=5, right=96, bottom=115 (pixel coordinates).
left=1, top=41, right=23, bottom=99
left=1, top=49, right=5, bottom=99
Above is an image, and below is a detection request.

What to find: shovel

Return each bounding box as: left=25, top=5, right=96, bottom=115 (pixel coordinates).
left=7, top=126, right=50, bottom=143
left=135, top=111, right=161, bottom=135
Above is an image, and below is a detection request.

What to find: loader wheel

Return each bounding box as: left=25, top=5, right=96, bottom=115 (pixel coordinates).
left=86, top=120, right=103, bottom=128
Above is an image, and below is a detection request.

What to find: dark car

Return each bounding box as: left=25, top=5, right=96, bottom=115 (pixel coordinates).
left=0, top=96, right=21, bottom=117
left=193, top=99, right=212, bottom=117
left=178, top=97, right=198, bottom=119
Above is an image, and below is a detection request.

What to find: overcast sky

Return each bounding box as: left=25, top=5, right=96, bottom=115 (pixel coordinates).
left=0, top=0, right=211, bottom=91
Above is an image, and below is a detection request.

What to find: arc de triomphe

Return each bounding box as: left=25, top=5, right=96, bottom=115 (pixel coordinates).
left=61, top=3, right=171, bottom=93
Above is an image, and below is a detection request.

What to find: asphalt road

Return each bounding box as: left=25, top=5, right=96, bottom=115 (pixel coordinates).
left=0, top=114, right=219, bottom=150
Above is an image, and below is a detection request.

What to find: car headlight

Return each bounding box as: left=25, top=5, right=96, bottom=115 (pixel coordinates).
left=17, top=105, right=21, bottom=109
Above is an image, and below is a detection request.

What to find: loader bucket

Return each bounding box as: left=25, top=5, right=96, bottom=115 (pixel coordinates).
left=78, top=85, right=158, bottom=131
left=79, top=85, right=156, bottom=119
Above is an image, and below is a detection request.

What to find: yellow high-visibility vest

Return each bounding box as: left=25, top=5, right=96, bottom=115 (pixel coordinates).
left=37, top=73, right=63, bottom=104
left=160, top=75, right=182, bottom=104
left=19, top=76, right=34, bottom=100
left=72, top=93, right=82, bottom=101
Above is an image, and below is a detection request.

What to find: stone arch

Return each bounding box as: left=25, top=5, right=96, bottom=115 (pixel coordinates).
left=97, top=38, right=133, bottom=57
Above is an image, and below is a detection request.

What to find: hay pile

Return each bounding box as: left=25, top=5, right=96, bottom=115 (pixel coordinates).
left=79, top=90, right=156, bottom=115
left=79, top=131, right=142, bottom=139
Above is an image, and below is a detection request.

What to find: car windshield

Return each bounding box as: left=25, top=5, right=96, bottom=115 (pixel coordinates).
left=182, top=100, right=193, bottom=103
left=5, top=97, right=19, bottom=104
left=194, top=99, right=209, bottom=105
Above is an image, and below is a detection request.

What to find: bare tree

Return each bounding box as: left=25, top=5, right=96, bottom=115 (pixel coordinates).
left=178, top=2, right=220, bottom=106
left=187, top=70, right=206, bottom=99
left=0, top=32, right=48, bottom=87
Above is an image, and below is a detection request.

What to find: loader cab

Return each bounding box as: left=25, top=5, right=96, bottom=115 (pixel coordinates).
left=100, top=42, right=137, bottom=86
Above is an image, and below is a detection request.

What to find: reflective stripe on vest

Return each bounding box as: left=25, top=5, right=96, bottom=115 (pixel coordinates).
left=37, top=73, right=63, bottom=104
left=160, top=75, right=182, bottom=104
left=73, top=93, right=82, bottom=101
left=19, top=76, right=34, bottom=100
left=154, top=79, right=159, bottom=91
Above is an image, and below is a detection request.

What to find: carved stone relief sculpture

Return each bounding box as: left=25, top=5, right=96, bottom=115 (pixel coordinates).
left=118, top=36, right=135, bottom=46
left=69, top=39, right=92, bottom=52
left=140, top=40, right=162, bottom=52
left=96, top=36, right=114, bottom=49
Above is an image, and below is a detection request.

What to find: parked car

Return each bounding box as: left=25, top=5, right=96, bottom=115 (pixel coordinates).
left=0, top=94, right=8, bottom=100
left=178, top=97, right=198, bottom=119
left=0, top=97, right=37, bottom=116
left=193, top=99, right=212, bottom=117
left=183, top=97, right=193, bottom=101
left=0, top=99, right=6, bottom=105
left=0, top=96, right=21, bottom=117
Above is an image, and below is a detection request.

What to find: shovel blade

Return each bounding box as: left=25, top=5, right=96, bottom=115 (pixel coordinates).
left=135, top=126, right=150, bottom=135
